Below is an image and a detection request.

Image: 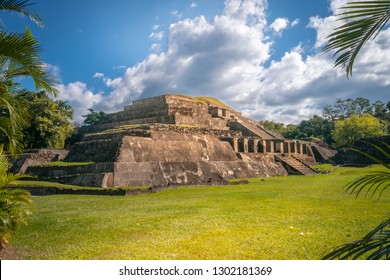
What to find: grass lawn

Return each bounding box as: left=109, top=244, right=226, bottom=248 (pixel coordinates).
left=3, top=165, right=389, bottom=260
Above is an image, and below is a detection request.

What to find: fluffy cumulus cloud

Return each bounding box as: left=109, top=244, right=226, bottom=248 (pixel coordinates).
left=57, top=82, right=103, bottom=123
left=270, top=17, right=300, bottom=35
left=60, top=0, right=390, bottom=124
left=96, top=0, right=272, bottom=113
left=270, top=17, right=289, bottom=33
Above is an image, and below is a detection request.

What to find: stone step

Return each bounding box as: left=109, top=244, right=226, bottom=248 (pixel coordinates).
left=274, top=155, right=317, bottom=175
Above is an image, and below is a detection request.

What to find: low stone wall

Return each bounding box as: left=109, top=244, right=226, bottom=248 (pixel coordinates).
left=9, top=149, right=69, bottom=174
left=311, top=145, right=338, bottom=163
left=26, top=162, right=115, bottom=177
left=331, top=136, right=390, bottom=166
left=16, top=186, right=126, bottom=196
left=65, top=139, right=122, bottom=162
left=112, top=159, right=287, bottom=187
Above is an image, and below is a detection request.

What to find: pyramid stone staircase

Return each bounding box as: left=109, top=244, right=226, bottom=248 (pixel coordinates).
left=274, top=154, right=317, bottom=175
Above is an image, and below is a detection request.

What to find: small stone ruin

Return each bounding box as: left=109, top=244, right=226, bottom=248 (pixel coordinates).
left=24, top=94, right=332, bottom=187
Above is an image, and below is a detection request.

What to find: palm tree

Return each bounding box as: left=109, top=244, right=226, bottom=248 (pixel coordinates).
left=0, top=0, right=57, bottom=94
left=0, top=144, right=32, bottom=249
left=323, top=0, right=390, bottom=78
left=322, top=140, right=390, bottom=259
left=0, top=0, right=58, bottom=154
left=322, top=0, right=390, bottom=260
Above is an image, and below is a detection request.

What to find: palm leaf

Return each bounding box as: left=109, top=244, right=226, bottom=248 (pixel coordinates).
left=0, top=0, right=43, bottom=27
left=0, top=30, right=59, bottom=95
left=322, top=217, right=390, bottom=259
left=323, top=139, right=390, bottom=259
left=350, top=140, right=390, bottom=169
left=323, top=0, right=390, bottom=78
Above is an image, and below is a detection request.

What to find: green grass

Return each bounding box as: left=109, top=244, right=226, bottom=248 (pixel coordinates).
left=5, top=165, right=389, bottom=260
left=9, top=180, right=96, bottom=189
left=193, top=96, right=231, bottom=109
left=9, top=180, right=151, bottom=191
left=37, top=161, right=94, bottom=167
left=312, top=164, right=338, bottom=174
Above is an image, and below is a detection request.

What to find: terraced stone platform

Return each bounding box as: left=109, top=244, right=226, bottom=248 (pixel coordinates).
left=22, top=94, right=331, bottom=187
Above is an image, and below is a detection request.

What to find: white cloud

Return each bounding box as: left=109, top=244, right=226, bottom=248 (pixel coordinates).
left=113, top=65, right=126, bottom=70
left=57, top=82, right=103, bottom=123
left=291, top=18, right=299, bottom=27
left=44, top=63, right=61, bottom=80
left=330, top=0, right=350, bottom=14
left=171, top=10, right=183, bottom=19
left=190, top=2, right=198, bottom=8
left=61, top=0, right=390, bottom=125
left=152, top=24, right=160, bottom=30
left=93, top=72, right=104, bottom=79
left=270, top=17, right=289, bottom=33
left=150, top=43, right=161, bottom=53
left=270, top=17, right=300, bottom=35
left=149, top=31, right=164, bottom=40
left=94, top=0, right=271, bottom=113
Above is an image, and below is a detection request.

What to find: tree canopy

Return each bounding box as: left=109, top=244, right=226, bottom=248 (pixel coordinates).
left=82, top=108, right=106, bottom=126
left=259, top=97, right=388, bottom=148
left=332, top=114, right=385, bottom=148
left=0, top=0, right=58, bottom=154
left=14, top=90, right=73, bottom=149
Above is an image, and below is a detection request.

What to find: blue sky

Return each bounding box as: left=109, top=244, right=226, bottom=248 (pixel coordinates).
left=3, top=0, right=390, bottom=123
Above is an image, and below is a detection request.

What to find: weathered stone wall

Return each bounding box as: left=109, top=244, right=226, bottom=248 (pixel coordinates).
left=331, top=136, right=390, bottom=166
left=110, top=133, right=288, bottom=186
left=233, top=153, right=288, bottom=176
left=64, top=139, right=121, bottom=162
left=116, top=133, right=240, bottom=163
left=112, top=160, right=287, bottom=187
left=25, top=163, right=115, bottom=187
left=101, top=94, right=214, bottom=128
left=40, top=132, right=288, bottom=187
left=311, top=145, right=338, bottom=163
left=9, top=149, right=69, bottom=174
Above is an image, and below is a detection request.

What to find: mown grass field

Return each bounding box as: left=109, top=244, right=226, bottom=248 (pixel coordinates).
left=3, top=165, right=389, bottom=260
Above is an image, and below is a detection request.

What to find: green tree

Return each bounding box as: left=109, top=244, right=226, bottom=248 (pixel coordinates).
left=332, top=114, right=385, bottom=148
left=324, top=0, right=390, bottom=78
left=0, top=0, right=58, bottom=154
left=372, top=100, right=390, bottom=131
left=82, top=108, right=106, bottom=126
left=282, top=124, right=300, bottom=139
left=14, top=90, right=73, bottom=149
left=323, top=97, right=373, bottom=120
left=298, top=115, right=334, bottom=144
left=0, top=144, right=33, bottom=249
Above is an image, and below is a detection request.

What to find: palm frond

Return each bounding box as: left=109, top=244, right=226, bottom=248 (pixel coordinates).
left=322, top=217, right=390, bottom=259
left=323, top=0, right=390, bottom=78
left=0, top=30, right=59, bottom=95
left=323, top=138, right=390, bottom=259
left=0, top=0, right=43, bottom=27
left=345, top=140, right=390, bottom=198
left=346, top=171, right=390, bottom=199
left=350, top=140, right=390, bottom=169
left=0, top=144, right=33, bottom=248
left=0, top=90, right=29, bottom=155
